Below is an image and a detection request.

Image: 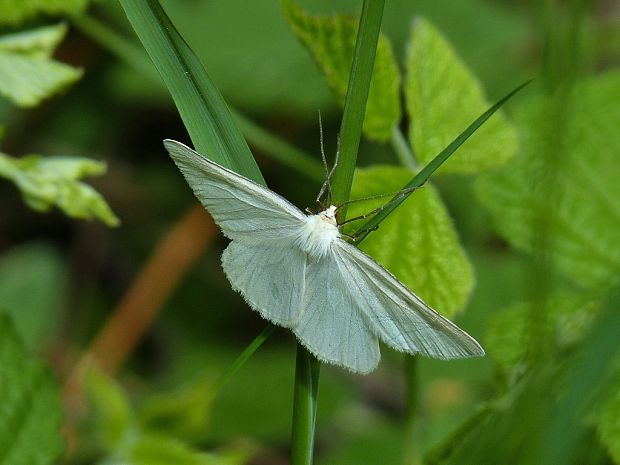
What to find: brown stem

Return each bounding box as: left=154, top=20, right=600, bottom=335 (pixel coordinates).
left=62, top=204, right=217, bottom=418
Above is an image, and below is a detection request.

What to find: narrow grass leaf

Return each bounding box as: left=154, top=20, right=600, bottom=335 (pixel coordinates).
left=354, top=80, right=529, bottom=242
left=118, top=0, right=263, bottom=182
left=281, top=0, right=400, bottom=142
left=405, top=17, right=517, bottom=174
left=348, top=166, right=473, bottom=318
left=0, top=315, right=64, bottom=465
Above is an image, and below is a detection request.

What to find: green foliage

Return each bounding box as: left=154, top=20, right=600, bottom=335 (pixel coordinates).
left=87, top=369, right=133, bottom=450
left=476, top=71, right=620, bottom=291
left=0, top=0, right=89, bottom=25
left=598, top=385, right=620, bottom=464
left=485, top=295, right=597, bottom=371
left=139, top=378, right=215, bottom=441
left=348, top=166, right=474, bottom=318
left=427, top=303, right=620, bottom=465
left=0, top=152, right=119, bottom=226
left=405, top=18, right=517, bottom=174
left=0, top=24, right=82, bottom=107
left=127, top=435, right=248, bottom=465
left=281, top=0, right=401, bottom=142
left=0, top=315, right=64, bottom=465
left=0, top=243, right=66, bottom=349
left=87, top=370, right=250, bottom=465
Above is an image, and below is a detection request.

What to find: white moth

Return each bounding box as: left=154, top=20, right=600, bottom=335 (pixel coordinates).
left=164, top=139, right=484, bottom=374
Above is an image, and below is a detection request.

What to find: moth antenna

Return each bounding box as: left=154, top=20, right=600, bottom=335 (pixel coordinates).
left=316, top=110, right=334, bottom=206
left=336, top=185, right=422, bottom=210
left=328, top=134, right=341, bottom=190
left=338, top=203, right=387, bottom=226
left=338, top=185, right=424, bottom=233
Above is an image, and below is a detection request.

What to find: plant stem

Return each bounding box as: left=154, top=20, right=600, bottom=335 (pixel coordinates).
left=291, top=346, right=321, bottom=465
left=391, top=126, right=418, bottom=171
left=62, top=205, right=216, bottom=427
left=403, top=356, right=418, bottom=465
left=290, top=1, right=385, bottom=463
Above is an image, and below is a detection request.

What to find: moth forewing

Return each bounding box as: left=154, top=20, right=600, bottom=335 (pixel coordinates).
left=164, top=139, right=484, bottom=373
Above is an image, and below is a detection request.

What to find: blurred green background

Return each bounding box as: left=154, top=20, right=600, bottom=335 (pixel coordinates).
left=0, top=1, right=619, bottom=464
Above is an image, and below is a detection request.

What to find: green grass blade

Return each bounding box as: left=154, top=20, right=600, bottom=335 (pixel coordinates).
left=117, top=0, right=263, bottom=183
left=353, top=79, right=531, bottom=243
left=213, top=324, right=276, bottom=392
left=330, top=0, right=386, bottom=210
left=75, top=12, right=325, bottom=183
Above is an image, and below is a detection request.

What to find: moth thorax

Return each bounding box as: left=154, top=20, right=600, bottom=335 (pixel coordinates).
left=297, top=206, right=340, bottom=258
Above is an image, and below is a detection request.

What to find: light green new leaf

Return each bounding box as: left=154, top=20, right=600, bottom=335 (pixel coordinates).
left=485, top=295, right=598, bottom=371
left=0, top=243, right=66, bottom=349
left=0, top=24, right=82, bottom=107
left=86, top=371, right=250, bottom=465
left=86, top=369, right=133, bottom=450
left=127, top=435, right=248, bottom=465
left=0, top=24, right=66, bottom=57
left=0, top=315, right=64, bottom=465
left=475, top=71, right=620, bottom=291
left=405, top=18, right=517, bottom=174
left=139, top=378, right=216, bottom=441
left=281, top=0, right=401, bottom=142
left=0, top=0, right=89, bottom=25
left=0, top=153, right=120, bottom=226
left=348, top=166, right=473, bottom=318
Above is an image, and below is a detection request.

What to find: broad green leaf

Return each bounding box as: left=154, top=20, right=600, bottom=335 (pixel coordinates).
left=86, top=371, right=250, bottom=465
left=0, top=243, right=66, bottom=349
left=475, top=71, right=620, bottom=291
left=348, top=166, right=473, bottom=318
left=0, top=315, right=64, bottom=465
left=598, top=384, right=620, bottom=464
left=127, top=434, right=249, bottom=465
left=86, top=369, right=133, bottom=450
left=0, top=25, right=82, bottom=107
left=0, top=0, right=89, bottom=25
left=485, top=295, right=598, bottom=371
left=405, top=17, right=517, bottom=174
left=281, top=0, right=401, bottom=141
left=139, top=378, right=216, bottom=442
left=0, top=153, right=120, bottom=226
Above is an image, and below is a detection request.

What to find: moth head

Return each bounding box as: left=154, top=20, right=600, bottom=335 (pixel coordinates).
left=320, top=205, right=338, bottom=226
